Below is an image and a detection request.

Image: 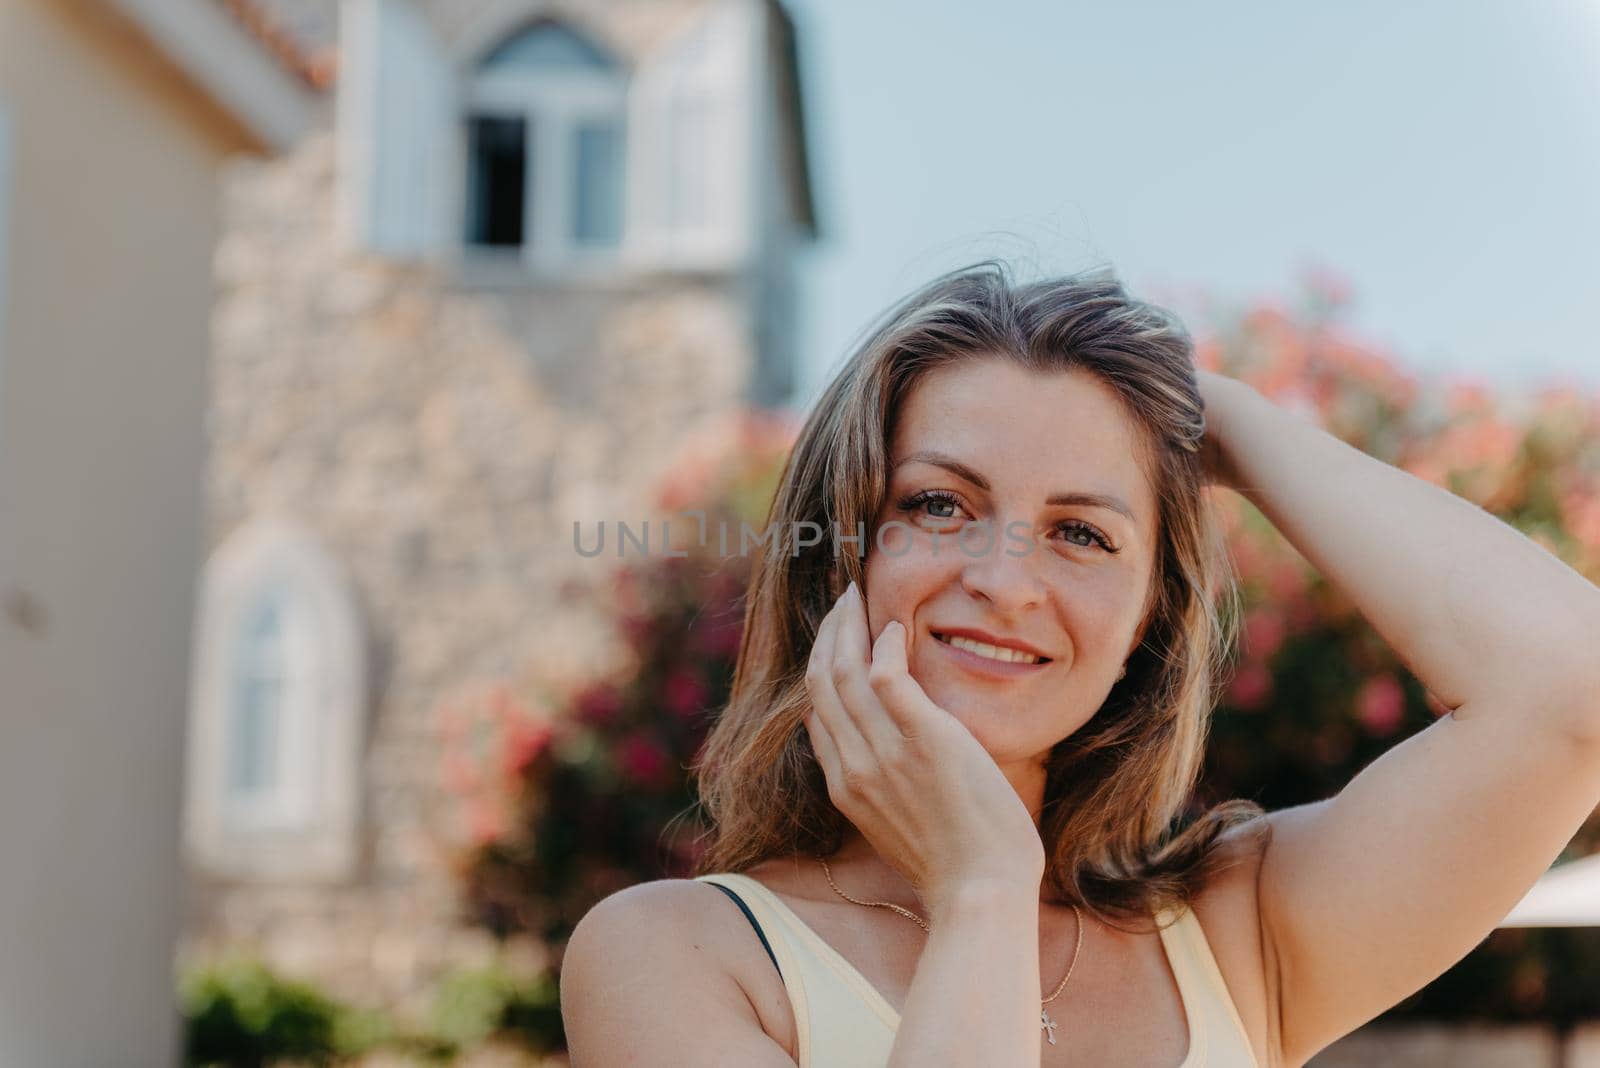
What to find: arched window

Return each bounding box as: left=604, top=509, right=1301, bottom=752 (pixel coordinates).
left=184, top=517, right=367, bottom=880
left=228, top=590, right=287, bottom=798
left=465, top=19, right=627, bottom=260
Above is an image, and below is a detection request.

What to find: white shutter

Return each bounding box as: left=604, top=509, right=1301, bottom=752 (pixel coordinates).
left=338, top=0, right=458, bottom=259
left=624, top=0, right=761, bottom=271
left=623, top=25, right=676, bottom=265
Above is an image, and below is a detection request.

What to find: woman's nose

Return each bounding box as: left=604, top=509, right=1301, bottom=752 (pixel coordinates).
left=956, top=520, right=1044, bottom=613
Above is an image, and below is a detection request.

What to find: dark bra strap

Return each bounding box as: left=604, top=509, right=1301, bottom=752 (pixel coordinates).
left=706, top=881, right=783, bottom=980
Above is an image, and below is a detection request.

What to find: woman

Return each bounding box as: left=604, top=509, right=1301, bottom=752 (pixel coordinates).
left=560, top=262, right=1600, bottom=1066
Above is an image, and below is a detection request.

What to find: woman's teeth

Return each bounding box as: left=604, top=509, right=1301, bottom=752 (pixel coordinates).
left=933, top=632, right=1047, bottom=665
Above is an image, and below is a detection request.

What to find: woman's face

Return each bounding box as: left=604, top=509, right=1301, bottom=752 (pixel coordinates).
left=862, top=357, right=1160, bottom=764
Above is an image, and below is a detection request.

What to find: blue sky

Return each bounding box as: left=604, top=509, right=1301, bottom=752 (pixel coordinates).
left=785, top=0, right=1600, bottom=408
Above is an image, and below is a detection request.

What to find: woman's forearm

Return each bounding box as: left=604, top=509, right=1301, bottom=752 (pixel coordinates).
left=886, top=881, right=1042, bottom=1067
left=1205, top=375, right=1600, bottom=742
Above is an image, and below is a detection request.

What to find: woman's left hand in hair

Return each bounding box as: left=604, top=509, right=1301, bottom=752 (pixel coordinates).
left=1195, top=369, right=1251, bottom=493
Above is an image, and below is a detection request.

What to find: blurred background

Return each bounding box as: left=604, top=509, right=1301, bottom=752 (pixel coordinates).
left=0, top=0, right=1596, bottom=1064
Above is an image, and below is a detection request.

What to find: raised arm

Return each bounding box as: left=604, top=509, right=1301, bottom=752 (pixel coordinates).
left=1199, top=373, right=1600, bottom=1066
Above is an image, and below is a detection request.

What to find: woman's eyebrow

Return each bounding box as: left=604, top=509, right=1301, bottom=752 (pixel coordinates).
left=894, top=450, right=1137, bottom=523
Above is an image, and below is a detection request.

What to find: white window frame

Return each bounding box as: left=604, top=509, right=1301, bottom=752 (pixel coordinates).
left=184, top=517, right=367, bottom=881
left=464, top=44, right=629, bottom=271
left=219, top=584, right=321, bottom=831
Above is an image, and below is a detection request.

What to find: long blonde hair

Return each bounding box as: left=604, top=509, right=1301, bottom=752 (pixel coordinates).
left=688, top=260, right=1267, bottom=927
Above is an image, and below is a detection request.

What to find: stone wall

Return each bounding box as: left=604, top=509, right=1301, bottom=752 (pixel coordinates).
left=180, top=99, right=760, bottom=1020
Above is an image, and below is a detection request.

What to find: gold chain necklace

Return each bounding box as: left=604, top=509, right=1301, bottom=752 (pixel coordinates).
left=818, top=857, right=1085, bottom=1046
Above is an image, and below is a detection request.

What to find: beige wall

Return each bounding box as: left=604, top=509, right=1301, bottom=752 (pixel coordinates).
left=0, top=0, right=238, bottom=1062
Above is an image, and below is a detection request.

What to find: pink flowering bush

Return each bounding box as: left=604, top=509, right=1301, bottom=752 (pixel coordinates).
left=1185, top=268, right=1600, bottom=1022
left=441, top=411, right=797, bottom=950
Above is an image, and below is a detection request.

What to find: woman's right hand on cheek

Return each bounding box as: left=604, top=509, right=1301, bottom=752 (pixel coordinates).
left=803, top=581, right=1046, bottom=920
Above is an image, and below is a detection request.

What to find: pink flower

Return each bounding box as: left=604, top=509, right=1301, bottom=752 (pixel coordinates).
left=618, top=732, right=672, bottom=787
left=1561, top=489, right=1600, bottom=550
left=1445, top=378, right=1493, bottom=420
left=1226, top=663, right=1273, bottom=710
left=663, top=670, right=709, bottom=719
left=576, top=686, right=624, bottom=727
left=1356, top=674, right=1405, bottom=737
left=1242, top=607, right=1287, bottom=660
left=1264, top=559, right=1309, bottom=600
left=1284, top=593, right=1320, bottom=633
left=502, top=719, right=554, bottom=778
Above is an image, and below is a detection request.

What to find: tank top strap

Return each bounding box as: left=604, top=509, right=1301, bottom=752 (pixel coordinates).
left=695, top=872, right=900, bottom=1067
left=1155, top=902, right=1261, bottom=1067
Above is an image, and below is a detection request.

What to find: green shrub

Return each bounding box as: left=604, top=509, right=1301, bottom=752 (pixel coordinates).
left=429, top=964, right=563, bottom=1054
left=179, top=956, right=380, bottom=1067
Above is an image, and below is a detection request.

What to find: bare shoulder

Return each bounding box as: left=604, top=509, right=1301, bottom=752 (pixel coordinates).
left=563, top=882, right=720, bottom=965
left=560, top=879, right=798, bottom=1067
left=1188, top=813, right=1285, bottom=1068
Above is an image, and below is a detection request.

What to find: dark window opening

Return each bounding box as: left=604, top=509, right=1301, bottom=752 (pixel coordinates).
left=466, top=115, right=528, bottom=248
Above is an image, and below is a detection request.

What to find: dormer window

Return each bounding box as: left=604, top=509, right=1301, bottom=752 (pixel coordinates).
left=338, top=0, right=787, bottom=275
left=464, top=20, right=627, bottom=264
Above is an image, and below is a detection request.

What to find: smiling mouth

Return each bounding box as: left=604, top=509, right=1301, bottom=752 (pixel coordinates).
left=931, top=631, right=1052, bottom=666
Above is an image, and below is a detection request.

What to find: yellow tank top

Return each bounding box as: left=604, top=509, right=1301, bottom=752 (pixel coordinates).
left=695, top=871, right=1260, bottom=1067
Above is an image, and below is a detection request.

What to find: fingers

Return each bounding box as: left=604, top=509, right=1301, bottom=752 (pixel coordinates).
left=868, top=617, right=940, bottom=740
left=830, top=583, right=907, bottom=751
left=805, top=583, right=874, bottom=786
left=804, top=705, right=844, bottom=799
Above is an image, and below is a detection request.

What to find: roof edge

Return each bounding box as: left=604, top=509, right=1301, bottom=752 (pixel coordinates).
left=101, top=0, right=320, bottom=153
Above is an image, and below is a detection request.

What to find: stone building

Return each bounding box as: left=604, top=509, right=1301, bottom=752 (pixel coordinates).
left=178, top=0, right=817, bottom=1020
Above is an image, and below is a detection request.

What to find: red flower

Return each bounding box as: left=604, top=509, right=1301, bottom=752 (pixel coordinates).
left=1356, top=674, right=1405, bottom=737
left=576, top=686, right=624, bottom=727
left=663, top=670, right=709, bottom=719
left=618, top=732, right=672, bottom=788
left=694, top=615, right=744, bottom=658
left=620, top=613, right=657, bottom=653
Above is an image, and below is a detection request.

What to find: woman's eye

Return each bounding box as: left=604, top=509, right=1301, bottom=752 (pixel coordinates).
left=1057, top=521, right=1117, bottom=553
left=900, top=491, right=966, bottom=524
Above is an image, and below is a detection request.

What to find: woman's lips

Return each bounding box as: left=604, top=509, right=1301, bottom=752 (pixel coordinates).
left=930, top=631, right=1052, bottom=680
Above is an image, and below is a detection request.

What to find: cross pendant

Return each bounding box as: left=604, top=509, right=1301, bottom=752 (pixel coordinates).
left=1041, top=1008, right=1058, bottom=1046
